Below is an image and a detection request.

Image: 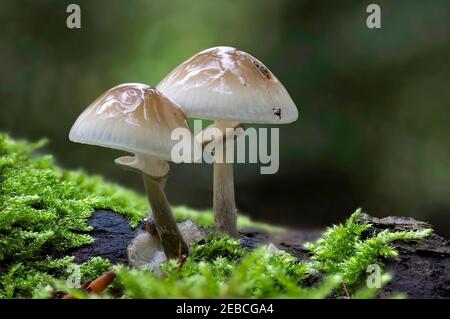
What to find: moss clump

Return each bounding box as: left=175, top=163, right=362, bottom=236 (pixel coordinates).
left=305, top=209, right=432, bottom=289
left=109, top=235, right=317, bottom=299
left=1, top=256, right=110, bottom=299
left=0, top=133, right=148, bottom=297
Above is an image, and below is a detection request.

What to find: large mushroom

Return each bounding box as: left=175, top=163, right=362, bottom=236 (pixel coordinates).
left=157, top=46, right=299, bottom=237
left=69, top=83, right=193, bottom=259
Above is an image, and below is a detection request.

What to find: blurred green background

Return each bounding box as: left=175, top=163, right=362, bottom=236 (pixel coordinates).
left=1, top=0, right=449, bottom=235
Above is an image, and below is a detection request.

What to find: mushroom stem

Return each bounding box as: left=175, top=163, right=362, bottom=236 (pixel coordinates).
left=213, top=121, right=238, bottom=238
left=214, top=160, right=238, bottom=237
left=115, top=154, right=188, bottom=259
left=142, top=174, right=189, bottom=259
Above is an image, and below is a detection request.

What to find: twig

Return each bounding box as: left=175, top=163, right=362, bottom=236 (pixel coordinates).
left=342, top=283, right=351, bottom=299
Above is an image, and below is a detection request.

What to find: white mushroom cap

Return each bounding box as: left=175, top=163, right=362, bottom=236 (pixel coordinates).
left=69, top=83, right=191, bottom=162
left=156, top=46, right=298, bottom=124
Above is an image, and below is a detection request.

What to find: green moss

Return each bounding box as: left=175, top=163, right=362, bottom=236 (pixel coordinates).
left=107, top=210, right=430, bottom=299
left=31, top=211, right=432, bottom=298
left=0, top=134, right=433, bottom=299
left=108, top=235, right=317, bottom=299
left=305, top=209, right=432, bottom=289
left=106, top=210, right=431, bottom=299
left=0, top=133, right=145, bottom=298
left=1, top=256, right=110, bottom=299
left=0, top=133, right=283, bottom=298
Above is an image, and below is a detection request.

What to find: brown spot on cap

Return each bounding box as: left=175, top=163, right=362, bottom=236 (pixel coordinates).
left=251, top=58, right=272, bottom=80
left=272, top=107, right=281, bottom=120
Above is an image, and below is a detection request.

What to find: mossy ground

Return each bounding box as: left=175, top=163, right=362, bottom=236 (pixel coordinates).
left=0, top=134, right=431, bottom=299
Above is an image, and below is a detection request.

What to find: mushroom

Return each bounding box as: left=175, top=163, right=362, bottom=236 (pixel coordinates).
left=157, top=46, right=299, bottom=237
left=69, top=83, right=193, bottom=259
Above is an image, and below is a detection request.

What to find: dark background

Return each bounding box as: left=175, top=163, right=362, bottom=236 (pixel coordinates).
left=1, top=0, right=449, bottom=235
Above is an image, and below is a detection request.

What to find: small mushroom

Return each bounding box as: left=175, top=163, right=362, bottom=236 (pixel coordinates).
left=157, top=47, right=299, bottom=238
left=69, top=83, right=192, bottom=259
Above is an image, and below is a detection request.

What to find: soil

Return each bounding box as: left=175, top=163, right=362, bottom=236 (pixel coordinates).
left=71, top=210, right=450, bottom=299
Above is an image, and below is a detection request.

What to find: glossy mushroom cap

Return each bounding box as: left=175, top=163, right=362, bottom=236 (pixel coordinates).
left=157, top=46, right=298, bottom=124
left=69, top=83, right=190, bottom=162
